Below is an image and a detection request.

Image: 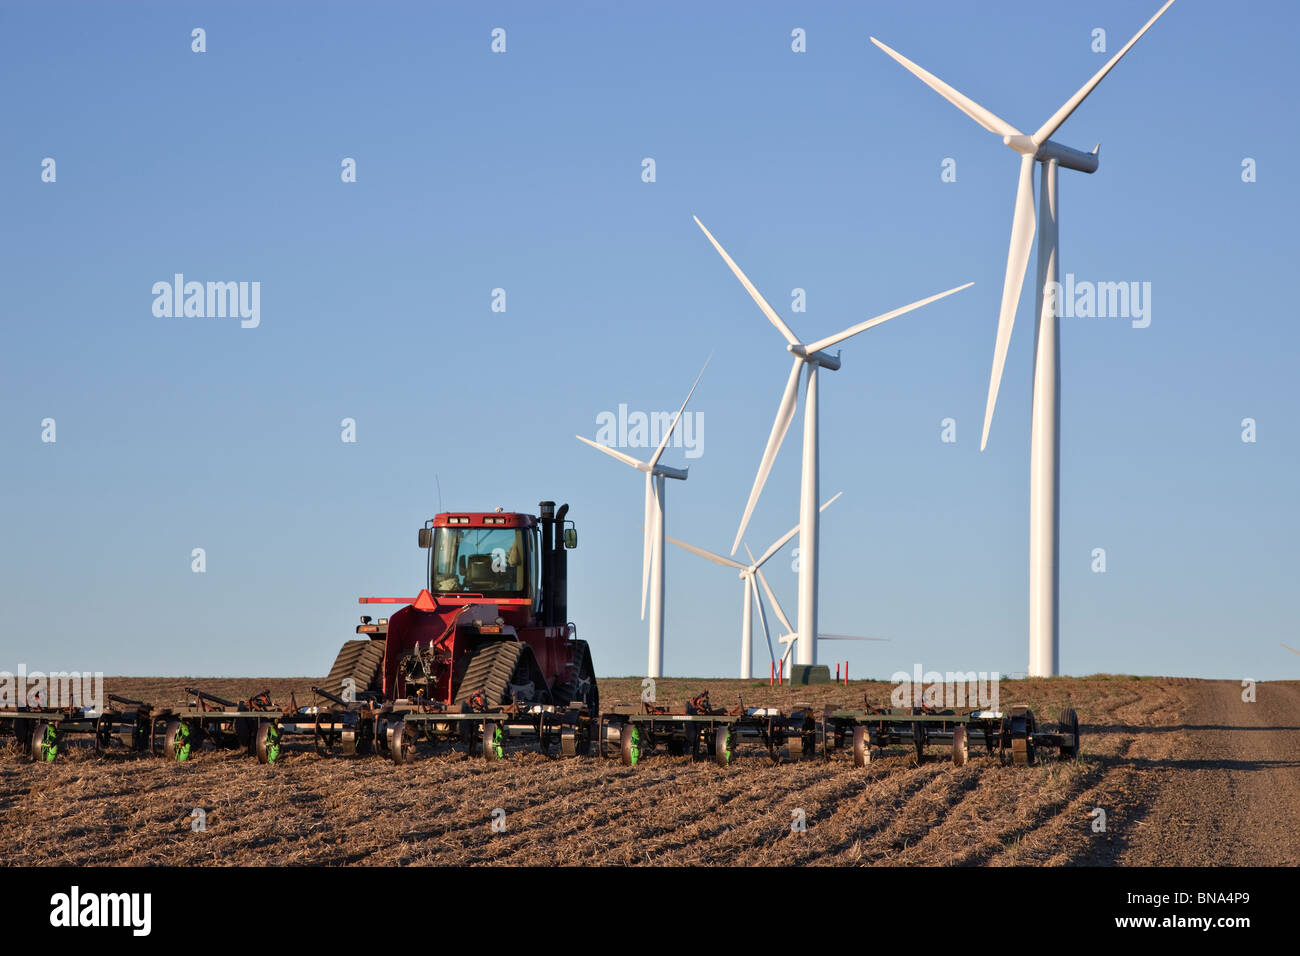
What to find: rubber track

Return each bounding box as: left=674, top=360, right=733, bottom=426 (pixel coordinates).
left=323, top=639, right=386, bottom=698
left=454, top=641, right=525, bottom=707
left=552, top=640, right=593, bottom=708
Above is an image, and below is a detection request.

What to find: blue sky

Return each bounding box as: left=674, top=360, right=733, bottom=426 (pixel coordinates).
left=1, top=1, right=1296, bottom=681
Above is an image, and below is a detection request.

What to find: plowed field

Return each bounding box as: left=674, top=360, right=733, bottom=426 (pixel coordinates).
left=4, top=676, right=1296, bottom=866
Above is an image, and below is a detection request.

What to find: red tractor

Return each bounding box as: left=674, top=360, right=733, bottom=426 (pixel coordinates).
left=324, top=501, right=596, bottom=715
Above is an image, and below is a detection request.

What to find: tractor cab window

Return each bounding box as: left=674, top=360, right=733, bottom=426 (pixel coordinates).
left=432, top=527, right=532, bottom=598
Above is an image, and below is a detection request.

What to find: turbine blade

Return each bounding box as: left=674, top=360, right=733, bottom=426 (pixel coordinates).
left=817, top=634, right=890, bottom=642
left=804, top=283, right=974, bottom=354
left=732, top=356, right=804, bottom=555
left=694, top=216, right=801, bottom=347
left=1033, top=0, right=1177, bottom=145
left=640, top=473, right=654, bottom=620
left=980, top=153, right=1038, bottom=451
left=665, top=534, right=746, bottom=570
left=577, top=435, right=645, bottom=471
left=752, top=491, right=843, bottom=570
left=749, top=577, right=776, bottom=667
left=649, top=355, right=710, bottom=469
left=755, top=566, right=794, bottom=636
left=869, top=37, right=1022, bottom=138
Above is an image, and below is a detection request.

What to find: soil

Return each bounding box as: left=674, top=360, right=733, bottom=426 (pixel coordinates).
left=2, top=675, right=1295, bottom=866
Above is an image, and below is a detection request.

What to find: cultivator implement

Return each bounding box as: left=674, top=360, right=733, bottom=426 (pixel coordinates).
left=1, top=693, right=164, bottom=762
left=385, top=700, right=597, bottom=764
left=587, top=697, right=1080, bottom=770
left=4, top=686, right=1081, bottom=770
left=146, top=686, right=285, bottom=763
left=163, top=685, right=402, bottom=764
left=588, top=693, right=807, bottom=767
left=820, top=704, right=1080, bottom=768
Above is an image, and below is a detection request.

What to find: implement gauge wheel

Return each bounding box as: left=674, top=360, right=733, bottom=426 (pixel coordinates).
left=560, top=723, right=588, bottom=758
left=1011, top=737, right=1031, bottom=766
left=852, top=725, right=870, bottom=767
left=713, top=725, right=733, bottom=767
left=620, top=722, right=641, bottom=767
left=1010, top=708, right=1037, bottom=767
left=30, top=721, right=58, bottom=763
left=254, top=719, right=282, bottom=765
left=786, top=718, right=815, bottom=761
left=342, top=717, right=373, bottom=757
left=389, top=721, right=416, bottom=765
left=1058, top=707, right=1081, bottom=760
left=912, top=721, right=926, bottom=765
left=482, top=721, right=504, bottom=761
left=164, top=720, right=193, bottom=762
left=596, top=718, right=620, bottom=759
left=93, top=714, right=113, bottom=755
left=952, top=725, right=968, bottom=767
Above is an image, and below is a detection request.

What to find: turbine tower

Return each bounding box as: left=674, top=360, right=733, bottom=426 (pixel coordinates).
left=872, top=0, right=1176, bottom=676
left=666, top=492, right=842, bottom=677
left=578, top=360, right=707, bottom=678
left=694, top=216, right=971, bottom=667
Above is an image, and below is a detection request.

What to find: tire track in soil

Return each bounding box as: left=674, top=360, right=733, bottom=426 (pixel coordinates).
left=376, top=756, right=783, bottom=864
left=751, top=758, right=950, bottom=865
left=439, top=763, right=732, bottom=865
left=882, top=763, right=990, bottom=865
left=488, top=758, right=867, bottom=865
left=753, top=762, right=952, bottom=865
left=650, top=762, right=879, bottom=865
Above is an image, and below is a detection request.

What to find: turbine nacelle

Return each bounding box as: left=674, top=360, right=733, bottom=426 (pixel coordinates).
left=642, top=462, right=689, bottom=480
left=1004, top=132, right=1101, bottom=173
left=1034, top=139, right=1100, bottom=174
left=786, top=343, right=842, bottom=370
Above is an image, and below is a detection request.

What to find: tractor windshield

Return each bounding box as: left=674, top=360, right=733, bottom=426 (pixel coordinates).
left=431, top=526, right=533, bottom=598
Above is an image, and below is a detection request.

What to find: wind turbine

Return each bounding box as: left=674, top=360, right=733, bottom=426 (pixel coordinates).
left=872, top=0, right=1176, bottom=677
left=694, top=216, right=972, bottom=668
left=577, top=360, right=708, bottom=678
left=665, top=492, right=842, bottom=678
left=729, top=547, right=887, bottom=672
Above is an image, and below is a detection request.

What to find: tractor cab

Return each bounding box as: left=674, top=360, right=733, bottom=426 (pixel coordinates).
left=417, top=505, right=576, bottom=628
left=427, top=515, right=538, bottom=601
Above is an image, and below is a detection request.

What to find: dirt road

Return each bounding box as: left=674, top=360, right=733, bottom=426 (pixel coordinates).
left=1116, top=680, right=1300, bottom=865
